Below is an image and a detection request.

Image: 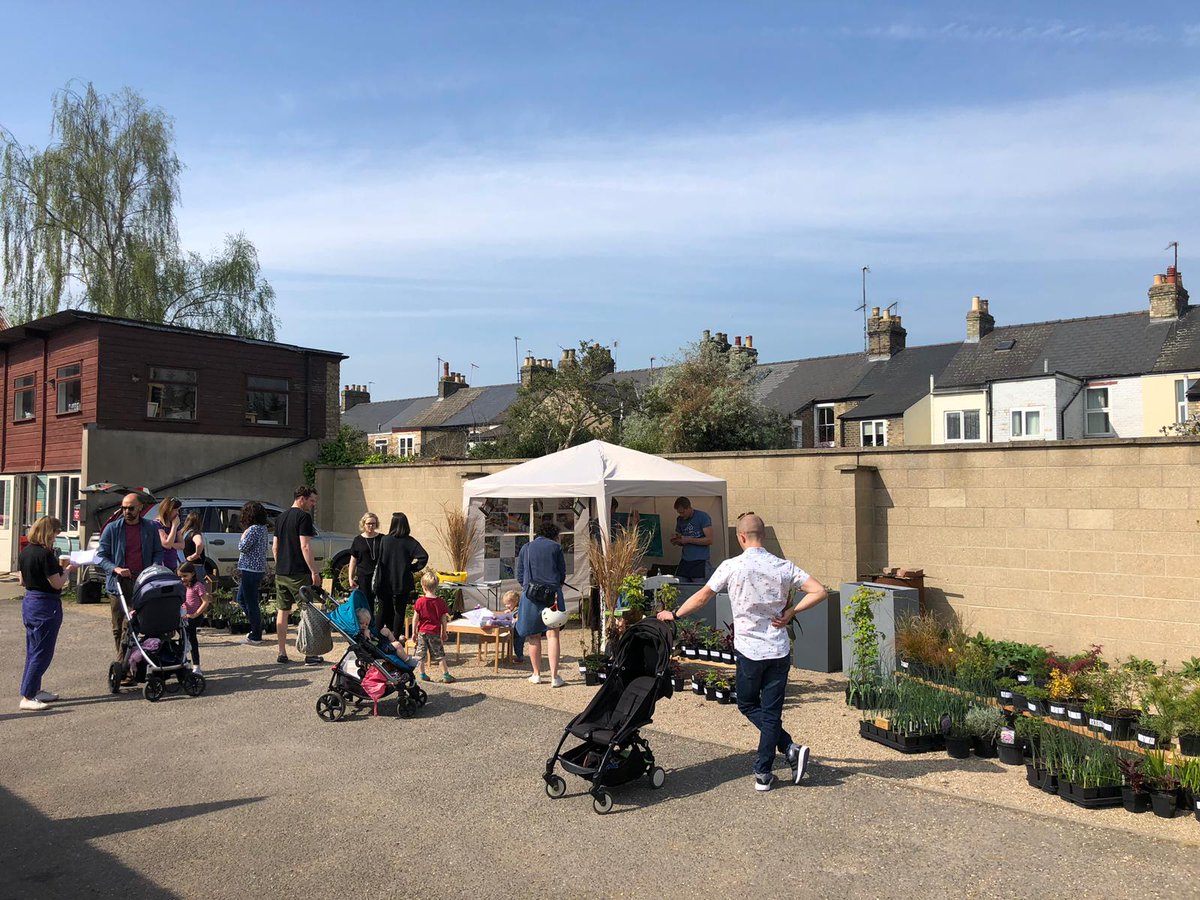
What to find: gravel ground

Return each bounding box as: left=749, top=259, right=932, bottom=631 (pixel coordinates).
left=3, top=590, right=1200, bottom=899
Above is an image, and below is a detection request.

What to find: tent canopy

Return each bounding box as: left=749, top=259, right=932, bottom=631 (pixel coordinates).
left=463, top=441, right=729, bottom=587
left=463, top=440, right=726, bottom=503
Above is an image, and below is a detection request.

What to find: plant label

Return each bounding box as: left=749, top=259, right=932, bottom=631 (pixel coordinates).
left=999, top=690, right=1013, bottom=700
left=1000, top=727, right=1016, bottom=746
left=1067, top=710, right=1083, bottom=722
left=1101, top=721, right=1113, bottom=734
left=900, top=660, right=910, bottom=669
left=1017, top=674, right=1032, bottom=684
left=1088, top=717, right=1104, bottom=729
left=1137, top=734, right=1156, bottom=747
left=1027, top=702, right=1039, bottom=713
left=1049, top=704, right=1065, bottom=716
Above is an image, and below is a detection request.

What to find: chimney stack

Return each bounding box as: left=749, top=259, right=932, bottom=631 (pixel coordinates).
left=867, top=308, right=907, bottom=360
left=438, top=363, right=468, bottom=400
left=341, top=383, right=371, bottom=412
left=966, top=295, right=995, bottom=343
left=1149, top=266, right=1189, bottom=318
left=520, top=354, right=554, bottom=387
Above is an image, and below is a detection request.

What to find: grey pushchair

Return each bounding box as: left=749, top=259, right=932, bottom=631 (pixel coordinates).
left=107, top=565, right=205, bottom=702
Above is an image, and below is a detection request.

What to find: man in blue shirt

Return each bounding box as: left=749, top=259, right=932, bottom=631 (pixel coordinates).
left=671, top=496, right=712, bottom=582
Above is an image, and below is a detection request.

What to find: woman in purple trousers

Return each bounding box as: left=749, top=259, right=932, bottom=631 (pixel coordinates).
left=18, top=516, right=74, bottom=712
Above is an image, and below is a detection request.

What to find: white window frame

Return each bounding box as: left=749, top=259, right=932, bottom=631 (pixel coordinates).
left=860, top=420, right=887, bottom=447
left=373, top=437, right=389, bottom=453
left=1084, top=387, right=1113, bottom=436
left=396, top=435, right=415, bottom=456
left=1010, top=407, right=1044, bottom=440
left=944, top=409, right=982, bottom=443
left=1176, top=378, right=1198, bottom=424
left=789, top=418, right=804, bottom=449
left=815, top=404, right=836, bottom=447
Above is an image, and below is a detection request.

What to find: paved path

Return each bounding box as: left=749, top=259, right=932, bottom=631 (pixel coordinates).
left=2, top=594, right=1200, bottom=899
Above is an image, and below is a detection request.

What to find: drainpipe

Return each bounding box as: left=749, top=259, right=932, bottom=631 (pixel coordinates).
left=985, top=382, right=993, bottom=442
left=38, top=334, right=48, bottom=471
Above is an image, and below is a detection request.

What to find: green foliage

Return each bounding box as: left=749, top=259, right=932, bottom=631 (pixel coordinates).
left=617, top=573, right=646, bottom=614
left=303, top=425, right=415, bottom=483
left=1180, top=656, right=1200, bottom=681
left=965, top=704, right=1005, bottom=743
left=1140, top=672, right=1185, bottom=742
left=844, top=586, right=885, bottom=686
left=655, top=582, right=679, bottom=612
left=1, top=82, right=276, bottom=337
left=492, top=341, right=634, bottom=458
left=1160, top=413, right=1200, bottom=436
left=622, top=339, right=788, bottom=453
left=970, top=634, right=1049, bottom=678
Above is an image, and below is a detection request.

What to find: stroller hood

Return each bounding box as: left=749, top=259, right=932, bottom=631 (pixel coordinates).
left=131, top=565, right=185, bottom=612
left=328, top=590, right=371, bottom=637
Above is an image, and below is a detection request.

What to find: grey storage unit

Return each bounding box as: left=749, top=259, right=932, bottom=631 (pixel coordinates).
left=791, top=589, right=841, bottom=673
left=675, top=583, right=719, bottom=628
left=839, top=582, right=919, bottom=677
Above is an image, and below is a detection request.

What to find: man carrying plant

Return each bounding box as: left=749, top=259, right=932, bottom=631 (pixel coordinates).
left=658, top=513, right=827, bottom=792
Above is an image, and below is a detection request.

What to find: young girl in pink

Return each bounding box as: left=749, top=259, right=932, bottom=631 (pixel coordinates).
left=178, top=562, right=211, bottom=675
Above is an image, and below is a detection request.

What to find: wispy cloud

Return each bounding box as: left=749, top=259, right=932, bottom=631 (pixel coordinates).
left=847, top=21, right=1171, bottom=45
left=177, top=83, right=1200, bottom=283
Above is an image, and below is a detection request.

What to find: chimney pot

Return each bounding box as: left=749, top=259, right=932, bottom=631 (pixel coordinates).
left=703, top=329, right=711, bottom=341
left=734, top=336, right=742, bottom=347
left=971, top=296, right=981, bottom=311
left=746, top=335, right=753, bottom=348
left=871, top=306, right=880, bottom=317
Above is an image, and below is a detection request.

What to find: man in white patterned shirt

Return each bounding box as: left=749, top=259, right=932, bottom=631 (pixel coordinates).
left=659, top=513, right=827, bottom=791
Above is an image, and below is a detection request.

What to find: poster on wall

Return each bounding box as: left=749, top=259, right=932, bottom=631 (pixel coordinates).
left=614, top=511, right=664, bottom=557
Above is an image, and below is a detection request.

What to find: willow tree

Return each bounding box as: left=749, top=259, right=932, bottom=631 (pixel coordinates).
left=1, top=82, right=277, bottom=338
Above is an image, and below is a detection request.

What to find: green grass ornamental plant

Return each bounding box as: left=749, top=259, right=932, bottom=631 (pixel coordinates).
left=845, top=585, right=885, bottom=698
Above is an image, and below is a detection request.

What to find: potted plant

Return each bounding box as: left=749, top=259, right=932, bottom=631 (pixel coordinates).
left=1022, top=684, right=1049, bottom=717
left=656, top=581, right=679, bottom=618
left=432, top=502, right=481, bottom=616
left=588, top=523, right=651, bottom=654
left=844, top=585, right=885, bottom=711
left=1118, top=754, right=1151, bottom=814
left=584, top=656, right=603, bottom=687
left=965, top=705, right=1003, bottom=759
left=703, top=670, right=720, bottom=701
left=1177, top=758, right=1200, bottom=823
left=1143, top=752, right=1180, bottom=818
left=677, top=621, right=700, bottom=658
left=1138, top=672, right=1183, bottom=751
left=713, top=675, right=734, bottom=705
left=939, top=690, right=973, bottom=760
left=616, top=573, right=646, bottom=623
left=717, top=622, right=736, bottom=663
left=995, top=676, right=1018, bottom=708
left=1177, top=685, right=1200, bottom=757
left=668, top=659, right=686, bottom=692
left=691, top=672, right=706, bottom=695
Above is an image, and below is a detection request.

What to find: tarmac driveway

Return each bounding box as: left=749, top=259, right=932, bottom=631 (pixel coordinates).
left=2, top=593, right=1199, bottom=900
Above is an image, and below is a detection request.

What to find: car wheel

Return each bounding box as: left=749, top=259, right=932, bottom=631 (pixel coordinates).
left=329, top=552, right=352, bottom=595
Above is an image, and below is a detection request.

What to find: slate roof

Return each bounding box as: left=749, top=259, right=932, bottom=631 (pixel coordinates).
left=840, top=342, right=961, bottom=420
left=936, top=310, right=1179, bottom=389
left=755, top=353, right=878, bottom=416
left=340, top=384, right=518, bottom=434
left=1152, top=305, right=1200, bottom=374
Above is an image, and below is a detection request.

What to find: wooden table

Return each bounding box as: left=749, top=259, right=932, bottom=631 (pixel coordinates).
left=446, top=620, right=512, bottom=673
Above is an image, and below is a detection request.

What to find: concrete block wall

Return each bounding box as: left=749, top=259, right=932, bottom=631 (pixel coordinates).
left=317, top=437, right=1200, bottom=662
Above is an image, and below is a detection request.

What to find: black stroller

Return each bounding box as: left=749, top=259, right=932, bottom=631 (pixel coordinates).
left=107, top=565, right=205, bottom=702
left=543, top=619, right=674, bottom=814
left=305, top=588, right=427, bottom=721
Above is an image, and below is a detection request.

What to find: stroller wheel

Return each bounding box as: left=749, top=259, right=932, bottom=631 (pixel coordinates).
left=592, top=790, right=614, bottom=815
left=183, top=672, right=206, bottom=697
left=143, top=676, right=165, bottom=703
left=544, top=775, right=567, bottom=799
left=396, top=698, right=417, bottom=719
left=316, top=692, right=345, bottom=722
left=649, top=766, right=666, bottom=789
left=107, top=662, right=123, bottom=695
left=413, top=687, right=428, bottom=706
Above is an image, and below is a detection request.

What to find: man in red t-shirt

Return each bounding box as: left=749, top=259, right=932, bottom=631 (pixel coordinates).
left=412, top=570, right=454, bottom=683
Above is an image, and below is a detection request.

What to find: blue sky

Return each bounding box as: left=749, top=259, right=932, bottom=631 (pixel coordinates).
left=3, top=2, right=1200, bottom=398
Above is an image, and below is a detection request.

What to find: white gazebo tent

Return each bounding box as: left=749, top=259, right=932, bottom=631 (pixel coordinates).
left=462, top=440, right=728, bottom=604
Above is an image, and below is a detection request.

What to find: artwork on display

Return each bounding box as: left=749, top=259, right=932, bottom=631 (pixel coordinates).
left=514, top=534, right=530, bottom=556
left=500, top=558, right=516, bottom=579
left=555, top=512, right=575, bottom=533
left=484, top=536, right=500, bottom=557
left=558, top=498, right=574, bottom=511
left=615, top=512, right=664, bottom=557
left=505, top=512, right=529, bottom=533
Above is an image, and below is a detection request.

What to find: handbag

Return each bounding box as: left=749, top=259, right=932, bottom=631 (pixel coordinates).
left=296, top=602, right=334, bottom=656
left=526, top=582, right=557, bottom=607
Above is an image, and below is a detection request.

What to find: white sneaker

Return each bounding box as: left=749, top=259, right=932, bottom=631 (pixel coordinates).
left=528, top=674, right=542, bottom=684
left=551, top=675, right=566, bottom=688
left=786, top=743, right=811, bottom=784
left=19, top=697, right=48, bottom=711
left=34, top=690, right=59, bottom=702
left=192, top=667, right=204, bottom=676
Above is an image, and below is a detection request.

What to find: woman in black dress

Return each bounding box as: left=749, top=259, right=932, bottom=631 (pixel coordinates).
left=375, top=512, right=429, bottom=640
left=347, top=511, right=383, bottom=622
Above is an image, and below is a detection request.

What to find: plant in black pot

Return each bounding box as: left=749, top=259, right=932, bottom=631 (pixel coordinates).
left=1143, top=751, right=1180, bottom=819
left=717, top=622, right=736, bottom=664
left=1022, top=684, right=1050, bottom=717
left=1138, top=672, right=1183, bottom=751
left=667, top=658, right=686, bottom=692
left=677, top=621, right=700, bottom=658
left=1177, top=757, right=1200, bottom=822
left=996, top=677, right=1018, bottom=708
left=1118, top=753, right=1151, bottom=814
left=939, top=691, right=973, bottom=760
left=965, top=705, right=1003, bottom=759
left=844, top=586, right=885, bottom=711
left=1177, top=685, right=1200, bottom=758
left=691, top=671, right=706, bottom=695
left=703, top=670, right=721, bottom=701
left=713, top=675, right=734, bottom=705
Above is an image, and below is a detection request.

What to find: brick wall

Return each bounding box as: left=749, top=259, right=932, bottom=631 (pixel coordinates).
left=317, top=437, right=1200, bottom=662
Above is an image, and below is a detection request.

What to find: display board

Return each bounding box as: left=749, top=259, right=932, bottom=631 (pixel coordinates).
left=473, top=496, right=590, bottom=604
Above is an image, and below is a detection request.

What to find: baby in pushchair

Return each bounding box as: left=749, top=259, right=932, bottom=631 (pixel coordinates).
left=107, top=564, right=206, bottom=702
left=310, top=589, right=427, bottom=722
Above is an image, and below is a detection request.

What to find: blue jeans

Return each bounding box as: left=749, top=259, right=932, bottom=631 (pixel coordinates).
left=21, top=591, right=63, bottom=699
left=735, top=651, right=794, bottom=775
left=236, top=570, right=264, bottom=641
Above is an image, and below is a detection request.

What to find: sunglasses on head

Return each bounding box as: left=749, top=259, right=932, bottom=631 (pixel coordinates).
left=736, top=511, right=755, bottom=520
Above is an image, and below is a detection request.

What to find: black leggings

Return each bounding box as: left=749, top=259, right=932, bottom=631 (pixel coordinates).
left=377, top=592, right=409, bottom=639
left=185, top=622, right=200, bottom=666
